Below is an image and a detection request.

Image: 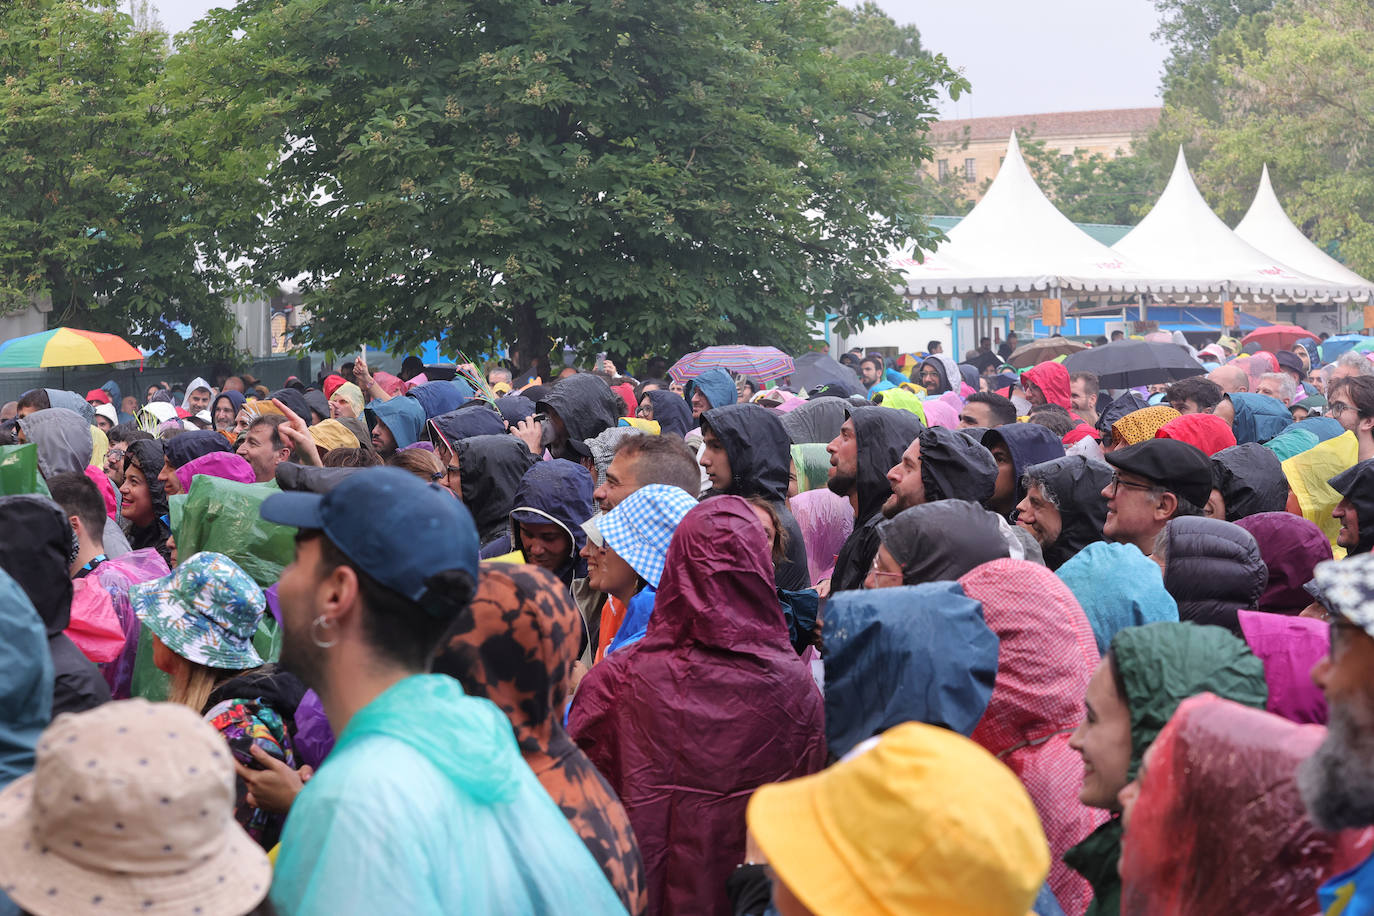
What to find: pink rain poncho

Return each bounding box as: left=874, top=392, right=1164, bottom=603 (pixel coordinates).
left=787, top=488, right=852, bottom=585
left=1121, top=694, right=1374, bottom=915
left=959, top=559, right=1106, bottom=915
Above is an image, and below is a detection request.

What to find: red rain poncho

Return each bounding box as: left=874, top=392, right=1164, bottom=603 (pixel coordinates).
left=570, top=497, right=826, bottom=916
left=1121, top=694, right=1374, bottom=915
left=1023, top=361, right=1073, bottom=410
left=1155, top=412, right=1237, bottom=456
left=960, top=559, right=1106, bottom=915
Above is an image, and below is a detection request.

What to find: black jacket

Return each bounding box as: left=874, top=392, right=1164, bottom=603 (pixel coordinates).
left=701, top=404, right=810, bottom=590
left=0, top=495, right=110, bottom=716
left=538, top=375, right=623, bottom=448
left=918, top=426, right=998, bottom=504
left=1211, top=443, right=1290, bottom=523
left=645, top=390, right=693, bottom=438
left=1159, top=516, right=1267, bottom=634
left=454, top=435, right=540, bottom=545
left=1025, top=454, right=1113, bottom=569
left=830, top=407, right=924, bottom=593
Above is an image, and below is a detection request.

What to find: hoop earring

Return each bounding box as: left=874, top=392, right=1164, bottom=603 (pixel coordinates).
left=311, top=615, right=338, bottom=649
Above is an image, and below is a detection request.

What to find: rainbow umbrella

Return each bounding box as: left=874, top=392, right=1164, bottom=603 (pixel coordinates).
left=668, top=345, right=795, bottom=383
left=0, top=327, right=142, bottom=368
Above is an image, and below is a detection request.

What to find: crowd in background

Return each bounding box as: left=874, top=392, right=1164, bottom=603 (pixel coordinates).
left=0, top=327, right=1369, bottom=915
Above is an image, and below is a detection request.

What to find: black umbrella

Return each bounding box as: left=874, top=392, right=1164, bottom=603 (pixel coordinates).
left=790, top=351, right=865, bottom=397
left=1062, top=340, right=1205, bottom=389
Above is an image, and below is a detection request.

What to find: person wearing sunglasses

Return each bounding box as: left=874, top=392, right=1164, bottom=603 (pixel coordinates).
left=1100, top=439, right=1212, bottom=557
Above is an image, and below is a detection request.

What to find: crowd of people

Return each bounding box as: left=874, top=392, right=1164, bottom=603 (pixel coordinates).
left=0, top=329, right=1369, bottom=915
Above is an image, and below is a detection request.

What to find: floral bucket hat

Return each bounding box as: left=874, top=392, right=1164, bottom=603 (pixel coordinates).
left=130, top=552, right=266, bottom=671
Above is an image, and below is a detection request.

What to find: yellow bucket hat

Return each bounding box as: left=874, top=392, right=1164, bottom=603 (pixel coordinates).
left=747, top=722, right=1049, bottom=916
left=308, top=418, right=361, bottom=452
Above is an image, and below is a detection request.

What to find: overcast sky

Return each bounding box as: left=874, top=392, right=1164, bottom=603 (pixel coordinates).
left=159, top=0, right=1169, bottom=119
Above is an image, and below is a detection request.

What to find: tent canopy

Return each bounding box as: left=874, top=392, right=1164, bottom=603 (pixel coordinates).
left=1233, top=165, right=1373, bottom=299
left=891, top=132, right=1149, bottom=297
left=1112, top=149, right=1359, bottom=302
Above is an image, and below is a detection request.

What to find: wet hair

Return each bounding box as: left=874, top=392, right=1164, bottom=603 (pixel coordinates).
left=860, top=355, right=884, bottom=373
left=744, top=496, right=788, bottom=566
left=47, top=472, right=107, bottom=540
left=248, top=414, right=288, bottom=451
left=308, top=531, right=473, bottom=671
left=322, top=447, right=382, bottom=468
left=1027, top=403, right=1075, bottom=438
left=107, top=423, right=154, bottom=446
left=1328, top=376, right=1374, bottom=420
left=635, top=378, right=669, bottom=401
left=612, top=434, right=702, bottom=497
left=16, top=389, right=50, bottom=413
left=1069, top=371, right=1099, bottom=399
left=1165, top=376, right=1224, bottom=412
left=964, top=392, right=1017, bottom=427
left=1259, top=372, right=1297, bottom=404
left=387, top=447, right=444, bottom=483
left=1336, top=351, right=1374, bottom=377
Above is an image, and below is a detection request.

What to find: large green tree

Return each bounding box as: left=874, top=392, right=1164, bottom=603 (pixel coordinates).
left=175, top=0, right=966, bottom=372
left=0, top=0, right=250, bottom=361
left=827, top=1, right=924, bottom=60
left=1163, top=0, right=1374, bottom=277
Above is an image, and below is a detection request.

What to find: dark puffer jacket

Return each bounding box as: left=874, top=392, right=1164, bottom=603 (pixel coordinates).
left=700, top=404, right=810, bottom=591
left=829, top=407, right=924, bottom=593
left=1158, top=516, right=1267, bottom=634
left=0, top=495, right=110, bottom=716
left=1210, top=443, right=1289, bottom=522
left=1024, top=454, right=1113, bottom=570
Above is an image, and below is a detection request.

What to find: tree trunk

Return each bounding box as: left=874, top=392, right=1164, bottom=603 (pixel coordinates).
left=512, top=301, right=552, bottom=381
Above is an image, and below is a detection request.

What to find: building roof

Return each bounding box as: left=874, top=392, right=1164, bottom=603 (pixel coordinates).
left=932, top=108, right=1161, bottom=145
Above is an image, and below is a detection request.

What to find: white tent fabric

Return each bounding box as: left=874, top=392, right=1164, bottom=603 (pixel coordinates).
left=1234, top=165, right=1373, bottom=299
left=890, top=132, right=1150, bottom=296
left=1112, top=149, right=1359, bottom=301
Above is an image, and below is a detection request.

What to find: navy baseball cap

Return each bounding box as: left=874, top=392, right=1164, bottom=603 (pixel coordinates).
left=260, top=467, right=479, bottom=613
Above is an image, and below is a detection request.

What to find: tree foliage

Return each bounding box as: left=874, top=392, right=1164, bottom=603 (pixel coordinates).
left=175, top=0, right=966, bottom=371
left=1154, top=0, right=1275, bottom=110
left=1161, top=0, right=1374, bottom=278
left=826, top=1, right=924, bottom=60
left=0, top=0, right=249, bottom=361
left=1017, top=136, right=1165, bottom=225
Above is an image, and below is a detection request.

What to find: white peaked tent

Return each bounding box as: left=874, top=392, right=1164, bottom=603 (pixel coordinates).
left=1113, top=149, right=1358, bottom=301
left=1234, top=165, right=1373, bottom=298
left=890, top=132, right=1149, bottom=297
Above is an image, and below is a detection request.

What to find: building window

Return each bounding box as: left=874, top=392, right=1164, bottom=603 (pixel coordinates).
left=937, top=159, right=949, bottom=180
left=964, top=158, right=976, bottom=181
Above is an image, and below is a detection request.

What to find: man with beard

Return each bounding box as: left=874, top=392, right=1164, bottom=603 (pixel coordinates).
left=822, top=408, right=923, bottom=595
left=259, top=467, right=627, bottom=913
left=1299, top=553, right=1374, bottom=914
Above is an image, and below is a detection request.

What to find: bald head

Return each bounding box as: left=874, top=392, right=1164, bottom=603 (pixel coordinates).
left=1206, top=364, right=1248, bottom=394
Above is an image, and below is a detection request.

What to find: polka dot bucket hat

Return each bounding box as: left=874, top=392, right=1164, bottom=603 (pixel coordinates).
left=0, top=700, right=271, bottom=916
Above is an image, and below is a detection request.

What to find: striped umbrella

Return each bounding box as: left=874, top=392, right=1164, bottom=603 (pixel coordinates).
left=0, top=327, right=143, bottom=368
left=668, top=345, right=795, bottom=384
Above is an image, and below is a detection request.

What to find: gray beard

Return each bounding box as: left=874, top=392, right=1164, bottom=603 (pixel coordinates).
left=1298, top=700, right=1374, bottom=831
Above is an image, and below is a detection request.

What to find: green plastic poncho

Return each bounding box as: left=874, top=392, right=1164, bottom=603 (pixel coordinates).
left=789, top=444, right=831, bottom=493
left=0, top=444, right=49, bottom=497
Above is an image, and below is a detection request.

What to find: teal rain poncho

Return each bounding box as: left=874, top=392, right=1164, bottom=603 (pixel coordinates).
left=270, top=675, right=627, bottom=915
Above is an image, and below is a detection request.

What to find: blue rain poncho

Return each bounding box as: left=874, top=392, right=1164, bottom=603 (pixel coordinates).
left=270, top=675, right=627, bottom=915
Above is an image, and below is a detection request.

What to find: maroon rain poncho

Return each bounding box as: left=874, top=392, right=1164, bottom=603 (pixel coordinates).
left=569, top=496, right=826, bottom=916
left=1121, top=694, right=1374, bottom=915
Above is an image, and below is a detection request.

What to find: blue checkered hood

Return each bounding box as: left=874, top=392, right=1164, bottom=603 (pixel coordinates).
left=599, top=485, right=699, bottom=588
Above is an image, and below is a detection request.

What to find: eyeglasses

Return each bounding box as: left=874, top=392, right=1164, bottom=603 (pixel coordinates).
left=107, top=448, right=126, bottom=461
left=1107, top=474, right=1159, bottom=498
left=1328, top=401, right=1354, bottom=415
left=867, top=559, right=903, bottom=582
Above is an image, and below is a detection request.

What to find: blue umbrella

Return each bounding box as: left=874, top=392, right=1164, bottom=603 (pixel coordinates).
left=1321, top=334, right=1369, bottom=364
